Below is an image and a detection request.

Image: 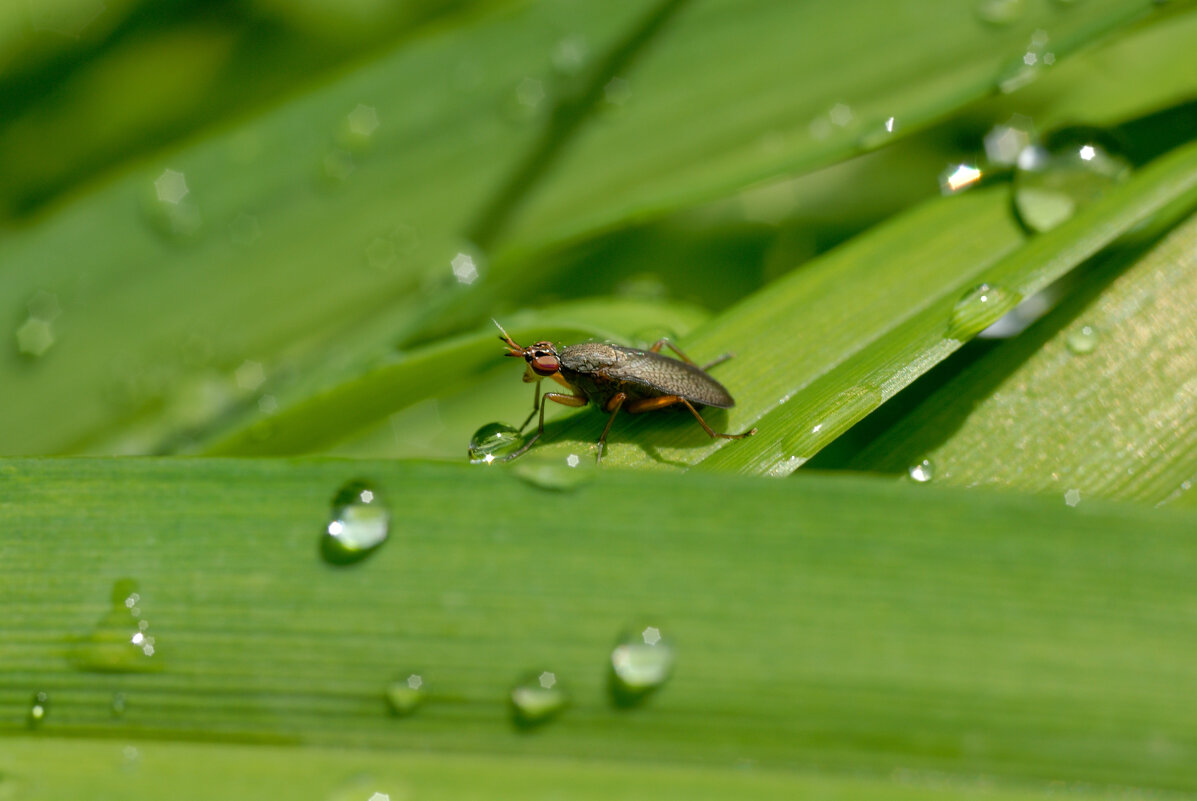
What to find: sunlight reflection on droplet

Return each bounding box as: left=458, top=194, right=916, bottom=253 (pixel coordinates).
left=940, top=163, right=983, bottom=194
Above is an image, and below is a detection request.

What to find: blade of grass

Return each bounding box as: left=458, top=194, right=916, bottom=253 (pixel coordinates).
left=3, top=458, right=1197, bottom=792
left=524, top=138, right=1197, bottom=473
left=0, top=736, right=1149, bottom=801
left=840, top=209, right=1197, bottom=506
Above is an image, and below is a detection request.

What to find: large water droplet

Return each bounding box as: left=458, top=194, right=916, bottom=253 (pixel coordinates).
left=1066, top=324, right=1099, bottom=355
left=71, top=579, right=162, bottom=673
left=609, top=625, right=675, bottom=707
left=27, top=691, right=49, bottom=728
left=385, top=673, right=426, bottom=716
left=468, top=422, right=522, bottom=464
left=511, top=451, right=595, bottom=491
left=322, top=480, right=390, bottom=565
left=510, top=670, right=567, bottom=728
left=908, top=459, right=935, bottom=483
left=1014, top=128, right=1131, bottom=232
left=947, top=283, right=1021, bottom=341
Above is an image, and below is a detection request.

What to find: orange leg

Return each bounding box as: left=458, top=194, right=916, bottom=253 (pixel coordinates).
left=625, top=395, right=757, bottom=439
left=505, top=390, right=588, bottom=461
left=517, top=371, right=578, bottom=432
left=594, top=392, right=628, bottom=464
left=649, top=338, right=733, bottom=371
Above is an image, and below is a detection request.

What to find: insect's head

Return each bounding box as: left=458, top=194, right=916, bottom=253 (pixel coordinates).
left=493, top=320, right=560, bottom=376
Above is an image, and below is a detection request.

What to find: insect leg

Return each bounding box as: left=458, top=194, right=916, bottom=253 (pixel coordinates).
left=679, top=398, right=756, bottom=439
left=648, top=338, right=734, bottom=371
left=625, top=395, right=756, bottom=439
left=517, top=379, right=542, bottom=434
left=595, top=392, right=627, bottom=464
left=503, top=392, right=588, bottom=462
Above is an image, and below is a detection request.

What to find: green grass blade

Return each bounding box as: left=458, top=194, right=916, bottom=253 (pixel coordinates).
left=524, top=139, right=1197, bottom=473
left=840, top=209, right=1197, bottom=506
left=0, top=0, right=1162, bottom=457
left=3, top=458, right=1197, bottom=793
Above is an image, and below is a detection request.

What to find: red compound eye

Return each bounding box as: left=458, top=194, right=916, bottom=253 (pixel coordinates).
left=530, top=354, right=560, bottom=376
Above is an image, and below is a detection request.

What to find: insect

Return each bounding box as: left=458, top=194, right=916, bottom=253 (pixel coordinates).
left=495, top=321, right=757, bottom=463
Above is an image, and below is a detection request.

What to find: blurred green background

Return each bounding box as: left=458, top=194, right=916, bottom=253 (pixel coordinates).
left=3, top=0, right=1197, bottom=797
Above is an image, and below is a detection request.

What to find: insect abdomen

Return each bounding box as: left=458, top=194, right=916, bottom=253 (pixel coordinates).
left=562, top=345, right=734, bottom=408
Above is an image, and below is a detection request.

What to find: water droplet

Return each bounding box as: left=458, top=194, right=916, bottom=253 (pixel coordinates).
left=468, top=422, right=523, bottom=464
left=908, top=459, right=935, bottom=483
left=1064, top=488, right=1081, bottom=507
left=143, top=169, right=203, bottom=241
left=976, top=0, right=1026, bottom=25
left=1066, top=324, right=1099, bottom=354
left=983, top=115, right=1036, bottom=166
left=71, top=579, right=162, bottom=672
left=343, top=104, right=381, bottom=149
left=609, top=625, right=675, bottom=706
left=552, top=36, right=589, bottom=74
left=322, top=480, right=390, bottom=565
left=385, top=673, right=426, bottom=716
left=781, top=385, right=882, bottom=460
left=15, top=317, right=55, bottom=357
left=857, top=116, right=898, bottom=150
left=1014, top=127, right=1131, bottom=233
left=450, top=251, right=480, bottom=285
left=510, top=671, right=567, bottom=728
left=947, top=283, right=1021, bottom=341
left=111, top=692, right=128, bottom=717
left=27, top=691, right=49, bottom=727
left=940, top=163, right=984, bottom=194
left=511, top=451, right=596, bottom=491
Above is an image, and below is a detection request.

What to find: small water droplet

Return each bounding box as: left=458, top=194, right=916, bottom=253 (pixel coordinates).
left=1066, top=324, right=1099, bottom=354
left=948, top=283, right=1021, bottom=341
left=510, top=670, right=567, bottom=728
left=321, top=480, right=390, bottom=565
left=343, top=104, right=381, bottom=150
left=857, top=116, right=898, bottom=150
left=143, top=169, right=203, bottom=241
left=385, top=673, right=426, bottom=716
left=609, top=625, right=675, bottom=706
left=1064, top=488, right=1081, bottom=507
left=552, top=36, right=589, bottom=74
left=27, top=691, right=49, bottom=727
left=1014, top=127, right=1131, bottom=233
left=976, top=0, right=1026, bottom=25
left=909, top=459, right=935, bottom=483
left=469, top=422, right=523, bottom=464
left=983, top=114, right=1036, bottom=166
left=15, top=317, right=55, bottom=357
left=940, top=163, right=984, bottom=194
left=111, top=692, right=127, bottom=717
left=72, top=579, right=162, bottom=672
left=511, top=451, right=596, bottom=491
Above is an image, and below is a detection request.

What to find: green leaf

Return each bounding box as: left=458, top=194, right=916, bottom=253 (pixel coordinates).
left=840, top=209, right=1197, bottom=506
left=3, top=458, right=1197, bottom=796
left=524, top=139, right=1197, bottom=473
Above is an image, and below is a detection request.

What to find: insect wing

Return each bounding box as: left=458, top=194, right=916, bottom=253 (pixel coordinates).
left=605, top=348, right=734, bottom=408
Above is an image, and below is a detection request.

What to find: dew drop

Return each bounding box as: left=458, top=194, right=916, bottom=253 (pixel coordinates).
left=71, top=579, right=162, bottom=673
left=27, top=691, right=49, bottom=728
left=468, top=422, right=522, bottom=464
left=976, top=0, right=1026, bottom=25
left=15, top=317, right=55, bottom=358
left=1014, top=128, right=1131, bottom=233
left=609, top=625, right=675, bottom=707
left=939, top=163, right=984, bottom=194
left=143, top=168, right=204, bottom=241
left=511, top=451, right=596, bottom=491
left=321, top=480, right=390, bottom=565
left=947, top=283, right=1021, bottom=341
left=385, top=673, right=426, bottom=716
left=908, top=459, right=935, bottom=483
left=510, top=670, right=567, bottom=728
left=1066, top=324, right=1099, bottom=355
